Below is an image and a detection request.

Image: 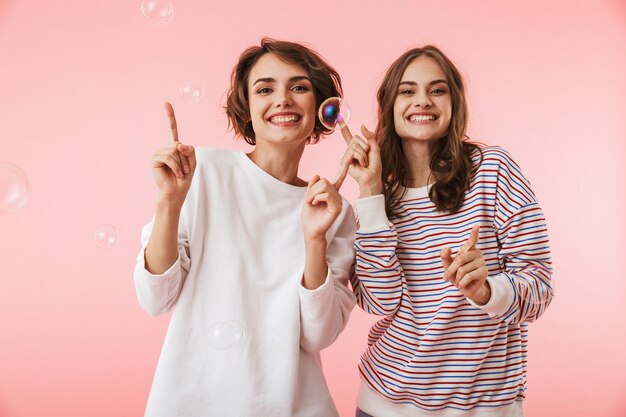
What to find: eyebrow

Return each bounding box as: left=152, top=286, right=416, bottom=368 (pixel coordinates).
left=398, top=79, right=449, bottom=87
left=252, top=75, right=311, bottom=86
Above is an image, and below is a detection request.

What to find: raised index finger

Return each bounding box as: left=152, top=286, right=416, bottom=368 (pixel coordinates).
left=164, top=101, right=179, bottom=143
left=467, top=225, right=480, bottom=250
left=339, top=120, right=353, bottom=145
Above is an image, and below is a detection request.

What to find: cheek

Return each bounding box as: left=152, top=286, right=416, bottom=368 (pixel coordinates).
left=393, top=101, right=404, bottom=123
left=303, top=97, right=317, bottom=127
left=248, top=99, right=260, bottom=119
left=248, top=102, right=264, bottom=132
left=435, top=99, right=452, bottom=124
left=306, top=96, right=316, bottom=115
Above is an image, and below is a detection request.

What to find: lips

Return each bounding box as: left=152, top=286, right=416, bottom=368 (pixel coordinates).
left=408, top=113, right=438, bottom=122
left=268, top=113, right=301, bottom=124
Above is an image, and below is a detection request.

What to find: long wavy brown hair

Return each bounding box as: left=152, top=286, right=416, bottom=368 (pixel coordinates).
left=377, top=45, right=482, bottom=216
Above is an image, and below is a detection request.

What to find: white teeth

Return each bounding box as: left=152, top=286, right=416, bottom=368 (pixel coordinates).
left=270, top=115, right=300, bottom=123
left=409, top=114, right=436, bottom=122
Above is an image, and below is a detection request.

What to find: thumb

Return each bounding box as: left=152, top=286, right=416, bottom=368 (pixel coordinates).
left=361, top=125, right=379, bottom=150
left=177, top=143, right=194, bottom=156
left=308, top=174, right=320, bottom=187
left=305, top=174, right=321, bottom=204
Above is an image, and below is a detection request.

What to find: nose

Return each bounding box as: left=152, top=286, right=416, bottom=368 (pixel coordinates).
left=274, top=89, right=294, bottom=108
left=412, top=89, right=432, bottom=108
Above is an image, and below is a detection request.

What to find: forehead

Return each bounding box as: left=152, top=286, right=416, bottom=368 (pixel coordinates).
left=400, top=56, right=446, bottom=83
left=248, top=53, right=308, bottom=84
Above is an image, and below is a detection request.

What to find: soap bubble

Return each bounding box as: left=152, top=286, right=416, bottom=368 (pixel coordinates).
left=141, top=0, right=174, bottom=25
left=318, top=97, right=351, bottom=130
left=94, top=224, right=119, bottom=250
left=179, top=81, right=205, bottom=103
left=0, top=162, right=29, bottom=212
left=208, top=320, right=247, bottom=350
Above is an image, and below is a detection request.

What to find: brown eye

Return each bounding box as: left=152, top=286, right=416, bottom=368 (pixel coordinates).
left=292, top=85, right=309, bottom=93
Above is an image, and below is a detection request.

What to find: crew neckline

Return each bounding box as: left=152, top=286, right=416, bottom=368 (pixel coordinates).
left=235, top=151, right=308, bottom=194
left=402, top=184, right=431, bottom=199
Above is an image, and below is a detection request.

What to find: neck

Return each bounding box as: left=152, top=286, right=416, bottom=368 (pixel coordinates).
left=402, top=139, right=436, bottom=188
left=247, top=140, right=307, bottom=186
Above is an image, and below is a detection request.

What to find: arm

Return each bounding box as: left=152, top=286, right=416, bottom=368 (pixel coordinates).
left=481, top=202, right=553, bottom=324
left=351, top=194, right=407, bottom=316
left=299, top=191, right=357, bottom=353
left=145, top=199, right=184, bottom=274
left=336, top=124, right=404, bottom=316
left=133, top=101, right=196, bottom=316
left=468, top=150, right=554, bottom=323
left=133, top=211, right=191, bottom=316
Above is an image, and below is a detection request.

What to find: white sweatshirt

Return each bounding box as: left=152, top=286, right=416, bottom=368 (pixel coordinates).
left=134, top=148, right=357, bottom=417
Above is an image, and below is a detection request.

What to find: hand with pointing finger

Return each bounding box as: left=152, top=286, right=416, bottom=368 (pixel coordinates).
left=151, top=102, right=197, bottom=205
left=440, top=225, right=491, bottom=305
left=339, top=123, right=383, bottom=198
left=301, top=173, right=345, bottom=243
left=300, top=136, right=360, bottom=242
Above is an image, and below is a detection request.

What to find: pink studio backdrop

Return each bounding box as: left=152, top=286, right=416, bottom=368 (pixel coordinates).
left=1, top=0, right=625, bottom=416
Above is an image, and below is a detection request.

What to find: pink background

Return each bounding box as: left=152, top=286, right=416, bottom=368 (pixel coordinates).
left=1, top=0, right=625, bottom=416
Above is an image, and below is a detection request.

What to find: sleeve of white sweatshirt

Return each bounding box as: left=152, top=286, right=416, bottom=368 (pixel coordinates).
left=299, top=197, right=357, bottom=353
left=133, top=216, right=191, bottom=317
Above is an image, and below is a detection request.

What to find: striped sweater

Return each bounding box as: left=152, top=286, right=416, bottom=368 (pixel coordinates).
left=351, top=146, right=553, bottom=414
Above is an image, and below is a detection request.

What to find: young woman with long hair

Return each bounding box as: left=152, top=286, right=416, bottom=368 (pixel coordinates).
left=341, top=45, right=553, bottom=417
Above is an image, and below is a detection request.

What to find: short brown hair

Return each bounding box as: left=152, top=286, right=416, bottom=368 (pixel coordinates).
left=377, top=45, right=482, bottom=215
left=225, top=38, right=343, bottom=145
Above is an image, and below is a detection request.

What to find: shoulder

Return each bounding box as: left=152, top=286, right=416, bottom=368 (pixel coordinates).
left=480, top=145, right=516, bottom=163
left=194, top=147, right=241, bottom=167
left=474, top=145, right=522, bottom=172
left=476, top=145, right=537, bottom=202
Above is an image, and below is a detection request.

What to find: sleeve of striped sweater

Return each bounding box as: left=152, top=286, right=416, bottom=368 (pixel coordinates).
left=469, top=148, right=554, bottom=324
left=350, top=194, right=406, bottom=316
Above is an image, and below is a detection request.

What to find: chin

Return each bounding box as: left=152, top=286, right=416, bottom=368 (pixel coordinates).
left=268, top=134, right=307, bottom=145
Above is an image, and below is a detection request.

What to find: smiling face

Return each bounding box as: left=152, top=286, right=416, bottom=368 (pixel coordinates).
left=247, top=53, right=317, bottom=146
left=393, top=55, right=452, bottom=145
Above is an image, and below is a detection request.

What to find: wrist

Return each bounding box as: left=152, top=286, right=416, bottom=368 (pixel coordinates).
left=304, top=236, right=327, bottom=248
left=156, top=197, right=184, bottom=215
left=359, top=181, right=383, bottom=198
left=472, top=281, right=492, bottom=306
